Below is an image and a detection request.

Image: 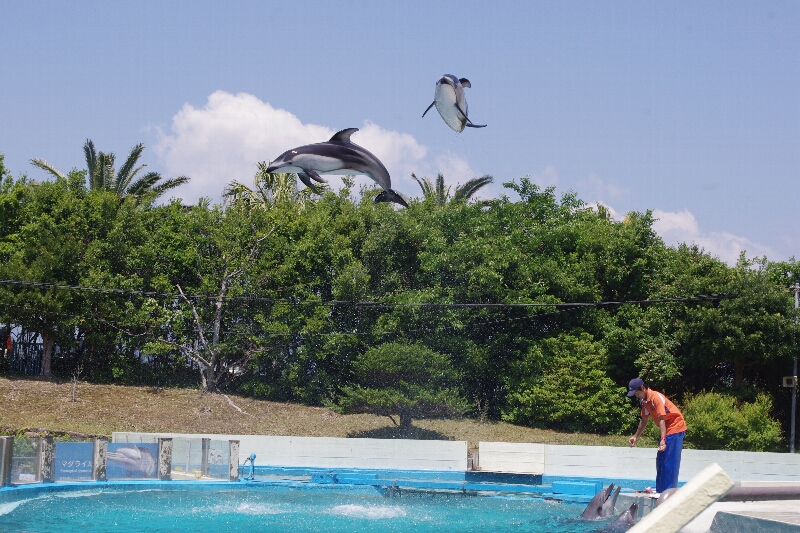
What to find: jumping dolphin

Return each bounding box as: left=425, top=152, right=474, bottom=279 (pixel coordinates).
left=600, top=503, right=639, bottom=532
left=265, top=128, right=408, bottom=207
left=580, top=484, right=621, bottom=519
left=422, top=74, right=486, bottom=132
left=106, top=446, right=156, bottom=477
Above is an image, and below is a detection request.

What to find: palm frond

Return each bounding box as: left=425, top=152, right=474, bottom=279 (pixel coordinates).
left=126, top=171, right=163, bottom=197
left=435, top=173, right=450, bottom=206
left=411, top=173, right=436, bottom=200
left=29, top=158, right=65, bottom=180
left=116, top=144, right=146, bottom=192
left=452, top=175, right=494, bottom=202
left=147, top=176, right=189, bottom=199
left=83, top=140, right=96, bottom=186
left=95, top=152, right=116, bottom=191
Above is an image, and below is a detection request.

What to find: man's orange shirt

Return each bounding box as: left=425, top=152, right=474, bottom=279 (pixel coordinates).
left=640, top=389, right=687, bottom=436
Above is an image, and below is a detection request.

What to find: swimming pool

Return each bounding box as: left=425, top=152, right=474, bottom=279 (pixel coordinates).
left=1, top=483, right=604, bottom=533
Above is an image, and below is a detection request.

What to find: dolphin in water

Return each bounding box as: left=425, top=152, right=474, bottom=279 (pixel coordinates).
left=600, top=502, right=639, bottom=532
left=107, top=446, right=156, bottom=477
left=657, top=487, right=678, bottom=505
left=422, top=74, right=486, bottom=132
left=580, top=484, right=621, bottom=519
left=265, top=128, right=408, bottom=207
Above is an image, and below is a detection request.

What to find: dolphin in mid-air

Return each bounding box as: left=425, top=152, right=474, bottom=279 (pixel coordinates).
left=422, top=74, right=486, bottom=132
left=107, top=446, right=157, bottom=477
left=580, top=484, right=621, bottom=519
left=265, top=128, right=408, bottom=207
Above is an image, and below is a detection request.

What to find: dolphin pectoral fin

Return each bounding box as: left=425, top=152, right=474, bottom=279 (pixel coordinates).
left=329, top=128, right=359, bottom=143
left=297, top=172, right=322, bottom=194
left=459, top=78, right=471, bottom=88
left=374, top=189, right=409, bottom=208
left=465, top=121, right=487, bottom=128
left=422, top=101, right=435, bottom=118
left=303, top=169, right=328, bottom=184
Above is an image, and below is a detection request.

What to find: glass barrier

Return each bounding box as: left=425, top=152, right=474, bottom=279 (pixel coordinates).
left=54, top=441, right=94, bottom=481
left=106, top=442, right=158, bottom=480
left=11, top=438, right=41, bottom=484
left=170, top=438, right=203, bottom=479
left=207, top=440, right=231, bottom=480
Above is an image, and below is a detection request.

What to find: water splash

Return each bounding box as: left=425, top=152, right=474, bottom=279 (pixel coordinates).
left=327, top=504, right=407, bottom=519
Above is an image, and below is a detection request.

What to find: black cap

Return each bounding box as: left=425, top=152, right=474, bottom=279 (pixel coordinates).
left=627, top=377, right=644, bottom=397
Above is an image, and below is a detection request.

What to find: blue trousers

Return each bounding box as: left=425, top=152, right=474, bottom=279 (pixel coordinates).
left=656, top=431, right=685, bottom=492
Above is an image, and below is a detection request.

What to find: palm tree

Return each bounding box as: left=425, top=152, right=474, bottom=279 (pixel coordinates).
left=411, top=173, right=494, bottom=206
left=31, top=139, right=188, bottom=201
left=224, top=161, right=321, bottom=208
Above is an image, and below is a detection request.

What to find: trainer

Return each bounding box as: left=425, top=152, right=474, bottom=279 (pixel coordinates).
left=627, top=377, right=687, bottom=493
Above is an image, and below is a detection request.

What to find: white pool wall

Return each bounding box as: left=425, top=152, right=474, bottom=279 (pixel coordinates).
left=113, top=432, right=467, bottom=471
left=113, top=432, right=800, bottom=483
left=479, top=442, right=800, bottom=483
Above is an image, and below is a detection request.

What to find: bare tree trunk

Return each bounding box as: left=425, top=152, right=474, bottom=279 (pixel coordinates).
left=734, top=358, right=745, bottom=388
left=399, top=412, right=413, bottom=433
left=40, top=331, right=53, bottom=377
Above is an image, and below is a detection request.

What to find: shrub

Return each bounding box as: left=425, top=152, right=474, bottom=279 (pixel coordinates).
left=643, top=391, right=783, bottom=451
left=502, top=333, right=634, bottom=434
left=335, top=342, right=468, bottom=430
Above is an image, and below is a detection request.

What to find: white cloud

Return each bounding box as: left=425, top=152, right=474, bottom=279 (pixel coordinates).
left=154, top=91, right=476, bottom=203
left=578, top=173, right=628, bottom=203
left=587, top=202, right=624, bottom=222
left=652, top=209, right=774, bottom=265
left=533, top=165, right=559, bottom=188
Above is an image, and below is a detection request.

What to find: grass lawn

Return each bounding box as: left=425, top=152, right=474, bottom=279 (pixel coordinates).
left=0, top=375, right=634, bottom=450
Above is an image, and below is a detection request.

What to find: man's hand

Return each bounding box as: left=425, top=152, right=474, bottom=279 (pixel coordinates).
left=658, top=439, right=666, bottom=452
left=629, top=436, right=637, bottom=447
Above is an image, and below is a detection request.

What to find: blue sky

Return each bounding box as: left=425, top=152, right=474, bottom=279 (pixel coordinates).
left=1, top=1, right=798, bottom=264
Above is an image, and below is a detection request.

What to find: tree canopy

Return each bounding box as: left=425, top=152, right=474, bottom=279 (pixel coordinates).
left=1, top=158, right=797, bottom=445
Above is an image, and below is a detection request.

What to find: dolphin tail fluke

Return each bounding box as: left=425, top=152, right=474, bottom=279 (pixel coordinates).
left=422, top=101, right=435, bottom=118
left=375, top=189, right=409, bottom=208
left=465, top=122, right=487, bottom=128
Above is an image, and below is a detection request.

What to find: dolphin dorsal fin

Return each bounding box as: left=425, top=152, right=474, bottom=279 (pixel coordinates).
left=459, top=78, right=471, bottom=88
left=329, top=128, right=359, bottom=143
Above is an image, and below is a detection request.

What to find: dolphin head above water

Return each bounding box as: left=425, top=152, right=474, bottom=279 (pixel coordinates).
left=580, top=484, right=620, bottom=519
left=600, top=502, right=639, bottom=532
left=422, top=74, right=486, bottom=132
left=265, top=128, right=408, bottom=208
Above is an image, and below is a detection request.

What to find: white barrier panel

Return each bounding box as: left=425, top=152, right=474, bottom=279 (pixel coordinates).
left=114, top=433, right=467, bottom=471
left=478, top=442, right=800, bottom=482
left=478, top=441, right=545, bottom=474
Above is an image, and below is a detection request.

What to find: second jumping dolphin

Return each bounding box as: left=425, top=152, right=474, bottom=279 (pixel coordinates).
left=422, top=74, right=486, bottom=132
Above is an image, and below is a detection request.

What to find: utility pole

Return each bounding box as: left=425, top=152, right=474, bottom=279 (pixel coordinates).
left=792, top=282, right=799, bottom=454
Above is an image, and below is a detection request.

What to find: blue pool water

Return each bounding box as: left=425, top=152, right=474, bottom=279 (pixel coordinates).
left=0, top=484, right=606, bottom=533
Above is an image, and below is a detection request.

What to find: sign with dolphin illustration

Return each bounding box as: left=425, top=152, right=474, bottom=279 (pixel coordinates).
left=106, top=443, right=158, bottom=479
left=422, top=74, right=486, bottom=132
left=266, top=128, right=408, bottom=207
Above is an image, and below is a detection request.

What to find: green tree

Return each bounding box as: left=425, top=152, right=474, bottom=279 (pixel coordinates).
left=225, top=162, right=320, bottom=208
left=336, top=342, right=468, bottom=431
left=139, top=201, right=285, bottom=393
left=644, top=391, right=783, bottom=452
left=677, top=255, right=794, bottom=390
left=0, top=171, right=121, bottom=376
left=30, top=139, right=188, bottom=202
left=503, top=333, right=633, bottom=433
